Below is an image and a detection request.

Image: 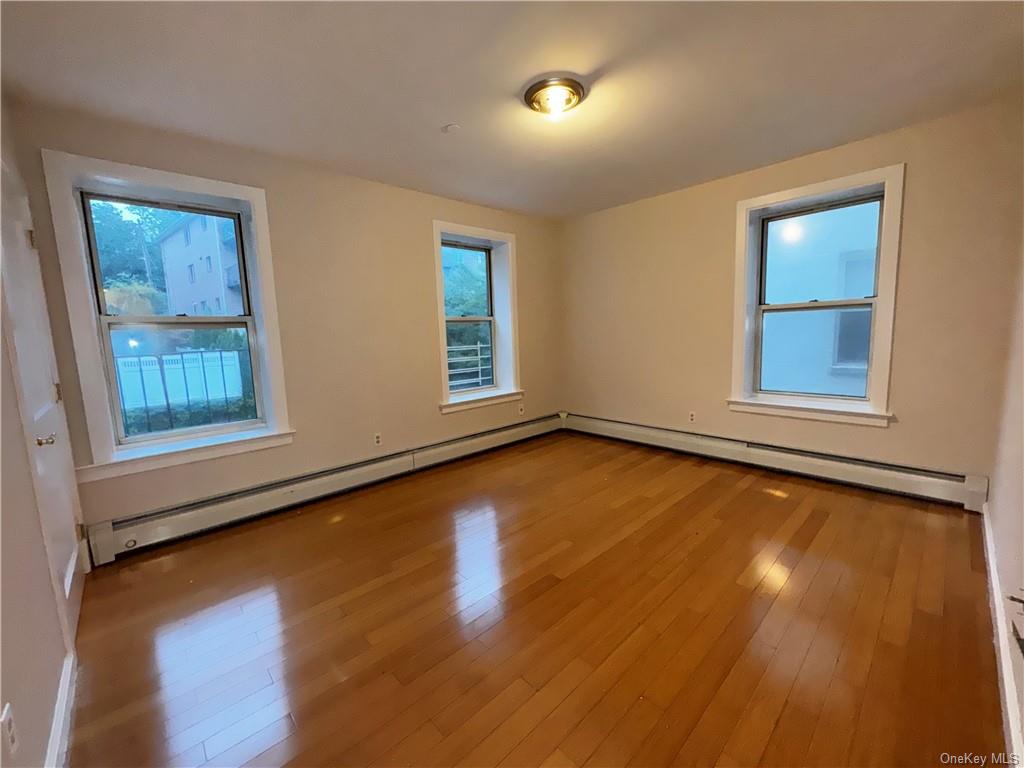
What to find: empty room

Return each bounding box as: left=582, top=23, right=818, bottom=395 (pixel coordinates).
left=1, top=2, right=1022, bottom=767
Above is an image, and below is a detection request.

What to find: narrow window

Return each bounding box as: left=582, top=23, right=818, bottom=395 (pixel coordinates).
left=206, top=255, right=213, bottom=273
left=81, top=194, right=260, bottom=442
left=441, top=243, right=494, bottom=392
left=183, top=224, right=191, bottom=246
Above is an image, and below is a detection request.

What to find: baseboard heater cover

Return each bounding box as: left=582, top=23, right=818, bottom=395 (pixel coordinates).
left=564, top=414, right=988, bottom=512
left=88, top=411, right=988, bottom=565
left=88, top=415, right=561, bottom=564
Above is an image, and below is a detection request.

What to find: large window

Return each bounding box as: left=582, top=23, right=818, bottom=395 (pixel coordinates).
left=441, top=243, right=495, bottom=392
left=757, top=198, right=880, bottom=398
left=44, top=151, right=291, bottom=477
left=82, top=195, right=260, bottom=442
left=730, top=166, right=904, bottom=426
left=433, top=222, right=521, bottom=413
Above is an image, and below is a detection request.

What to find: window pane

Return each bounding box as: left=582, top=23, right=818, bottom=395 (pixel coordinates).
left=759, top=307, right=871, bottom=397
left=441, top=245, right=489, bottom=317
left=763, top=200, right=880, bottom=305
left=446, top=321, right=494, bottom=391
left=86, top=196, right=245, bottom=317
left=109, top=325, right=258, bottom=438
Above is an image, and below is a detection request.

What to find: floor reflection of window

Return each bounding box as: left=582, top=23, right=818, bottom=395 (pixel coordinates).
left=153, top=586, right=289, bottom=760
left=453, top=503, right=504, bottom=615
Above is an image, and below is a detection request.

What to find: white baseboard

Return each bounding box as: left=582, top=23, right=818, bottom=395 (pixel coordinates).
left=565, top=414, right=988, bottom=510
left=982, top=503, right=1024, bottom=760
left=88, top=415, right=561, bottom=564
left=43, top=652, right=76, bottom=768
left=88, top=411, right=991, bottom=565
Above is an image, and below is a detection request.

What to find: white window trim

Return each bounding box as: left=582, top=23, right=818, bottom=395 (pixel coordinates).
left=729, top=164, right=905, bottom=427
left=432, top=220, right=522, bottom=413
left=42, top=150, right=292, bottom=476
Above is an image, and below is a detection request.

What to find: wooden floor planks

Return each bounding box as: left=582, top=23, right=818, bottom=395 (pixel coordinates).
left=68, top=433, right=1006, bottom=767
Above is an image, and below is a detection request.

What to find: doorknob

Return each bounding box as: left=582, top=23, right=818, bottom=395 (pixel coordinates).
left=35, top=433, right=56, bottom=446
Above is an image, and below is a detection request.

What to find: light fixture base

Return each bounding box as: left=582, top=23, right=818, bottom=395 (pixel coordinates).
left=523, top=76, right=586, bottom=116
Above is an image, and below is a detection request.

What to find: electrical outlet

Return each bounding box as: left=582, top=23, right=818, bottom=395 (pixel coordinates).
left=688, top=411, right=696, bottom=423
left=517, top=403, right=525, bottom=416
left=373, top=433, right=382, bottom=447
left=2, top=703, right=18, bottom=755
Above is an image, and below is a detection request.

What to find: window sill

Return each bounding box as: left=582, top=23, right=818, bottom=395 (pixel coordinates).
left=727, top=395, right=891, bottom=427
left=76, top=426, right=295, bottom=483
left=440, top=389, right=524, bottom=414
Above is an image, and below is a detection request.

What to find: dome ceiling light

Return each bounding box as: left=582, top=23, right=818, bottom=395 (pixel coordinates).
left=523, top=76, right=586, bottom=117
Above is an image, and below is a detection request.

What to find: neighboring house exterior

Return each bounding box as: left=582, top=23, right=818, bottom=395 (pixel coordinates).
left=157, top=213, right=243, bottom=316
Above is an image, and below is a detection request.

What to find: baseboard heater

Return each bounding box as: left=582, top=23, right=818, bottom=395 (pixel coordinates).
left=564, top=413, right=988, bottom=512
left=88, top=411, right=988, bottom=565
left=87, top=414, right=562, bottom=564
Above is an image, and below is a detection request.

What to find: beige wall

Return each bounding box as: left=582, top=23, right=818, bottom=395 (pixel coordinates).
left=560, top=97, right=1023, bottom=477
left=7, top=101, right=564, bottom=525
left=1, top=111, right=69, bottom=768
left=987, top=156, right=1024, bottom=739
left=7, top=96, right=1022, bottom=525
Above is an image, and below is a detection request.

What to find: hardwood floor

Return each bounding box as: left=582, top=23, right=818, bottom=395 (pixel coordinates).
left=68, top=433, right=1006, bottom=767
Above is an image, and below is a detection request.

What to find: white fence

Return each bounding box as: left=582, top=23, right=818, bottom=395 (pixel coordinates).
left=116, top=352, right=243, bottom=410
left=447, top=343, right=494, bottom=391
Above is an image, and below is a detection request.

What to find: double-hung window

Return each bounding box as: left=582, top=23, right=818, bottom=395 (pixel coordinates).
left=82, top=195, right=260, bottom=441
left=730, top=166, right=904, bottom=426
left=433, top=222, right=521, bottom=413
left=43, top=151, right=291, bottom=477
left=757, top=197, right=880, bottom=397
left=441, top=242, right=495, bottom=392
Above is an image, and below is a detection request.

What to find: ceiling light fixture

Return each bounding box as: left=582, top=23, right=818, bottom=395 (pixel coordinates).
left=524, top=76, right=586, bottom=117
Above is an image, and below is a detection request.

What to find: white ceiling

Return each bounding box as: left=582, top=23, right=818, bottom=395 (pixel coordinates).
left=2, top=2, right=1021, bottom=216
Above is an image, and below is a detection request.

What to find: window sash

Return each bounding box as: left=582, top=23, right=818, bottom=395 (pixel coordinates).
left=441, top=241, right=492, bottom=319
left=757, top=194, right=883, bottom=307
left=753, top=194, right=883, bottom=400
left=81, top=191, right=262, bottom=443
left=754, top=301, right=875, bottom=400
left=99, top=316, right=266, bottom=445
left=444, top=317, right=496, bottom=393
left=80, top=191, right=253, bottom=318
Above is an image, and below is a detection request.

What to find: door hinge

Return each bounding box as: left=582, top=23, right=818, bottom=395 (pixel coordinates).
left=54, top=381, right=63, bottom=403
left=75, top=523, right=87, bottom=541
left=26, top=229, right=36, bottom=249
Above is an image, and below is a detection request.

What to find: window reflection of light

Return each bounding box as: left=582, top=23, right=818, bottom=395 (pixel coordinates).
left=762, top=488, right=789, bottom=499
left=453, top=503, right=504, bottom=616
left=746, top=554, right=791, bottom=594
left=763, top=563, right=791, bottom=592
left=152, top=586, right=289, bottom=759
left=781, top=221, right=804, bottom=243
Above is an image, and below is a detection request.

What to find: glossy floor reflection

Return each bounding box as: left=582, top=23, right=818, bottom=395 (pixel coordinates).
left=453, top=504, right=504, bottom=615
left=68, top=434, right=1005, bottom=767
